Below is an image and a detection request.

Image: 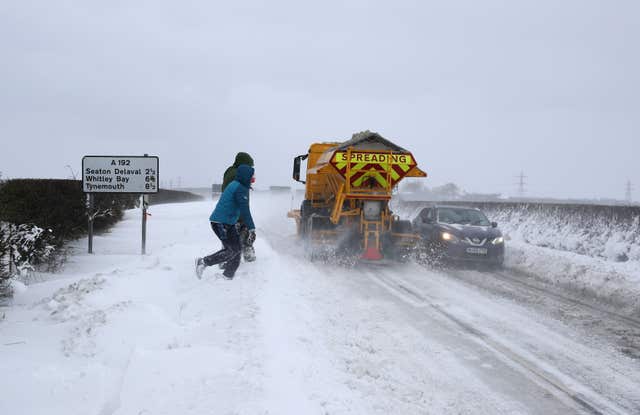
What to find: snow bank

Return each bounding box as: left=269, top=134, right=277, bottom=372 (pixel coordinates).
left=506, top=241, right=640, bottom=315
left=482, top=204, right=640, bottom=263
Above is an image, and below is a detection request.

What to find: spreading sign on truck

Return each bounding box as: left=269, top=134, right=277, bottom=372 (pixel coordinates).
left=331, top=150, right=418, bottom=188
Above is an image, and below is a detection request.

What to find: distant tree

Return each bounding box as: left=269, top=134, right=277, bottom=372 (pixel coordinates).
left=401, top=180, right=425, bottom=193
left=431, top=183, right=463, bottom=199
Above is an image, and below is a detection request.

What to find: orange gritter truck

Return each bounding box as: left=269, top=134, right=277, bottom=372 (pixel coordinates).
left=288, top=131, right=427, bottom=263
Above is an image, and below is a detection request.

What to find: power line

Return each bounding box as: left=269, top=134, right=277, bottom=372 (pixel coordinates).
left=514, top=171, right=527, bottom=198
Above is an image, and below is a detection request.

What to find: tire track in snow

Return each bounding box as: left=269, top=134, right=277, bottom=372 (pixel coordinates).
left=491, top=270, right=640, bottom=329
left=368, top=268, right=628, bottom=415
left=438, top=266, right=640, bottom=361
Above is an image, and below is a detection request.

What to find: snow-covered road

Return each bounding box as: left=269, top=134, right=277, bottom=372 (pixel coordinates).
left=1, top=192, right=639, bottom=414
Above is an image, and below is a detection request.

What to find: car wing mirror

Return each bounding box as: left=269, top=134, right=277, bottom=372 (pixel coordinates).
left=491, top=221, right=498, bottom=228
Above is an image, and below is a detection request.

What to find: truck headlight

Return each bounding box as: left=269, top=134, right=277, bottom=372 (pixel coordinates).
left=442, top=232, right=459, bottom=243
left=491, top=236, right=504, bottom=245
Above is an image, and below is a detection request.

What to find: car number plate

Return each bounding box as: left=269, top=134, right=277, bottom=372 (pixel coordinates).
left=466, top=247, right=488, bottom=255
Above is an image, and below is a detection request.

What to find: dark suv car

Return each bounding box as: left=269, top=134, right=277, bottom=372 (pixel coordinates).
left=412, top=205, right=504, bottom=266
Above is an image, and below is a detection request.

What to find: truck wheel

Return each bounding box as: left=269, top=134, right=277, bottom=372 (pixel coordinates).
left=300, top=200, right=313, bottom=237
left=392, top=220, right=412, bottom=234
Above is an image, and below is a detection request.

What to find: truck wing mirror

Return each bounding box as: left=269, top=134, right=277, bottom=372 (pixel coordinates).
left=293, top=154, right=309, bottom=184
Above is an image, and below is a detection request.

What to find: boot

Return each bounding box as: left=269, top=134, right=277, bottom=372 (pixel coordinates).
left=243, top=245, right=256, bottom=262
left=195, top=257, right=206, bottom=279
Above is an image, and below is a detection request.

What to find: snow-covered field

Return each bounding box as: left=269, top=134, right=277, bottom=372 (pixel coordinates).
left=2, top=192, right=639, bottom=414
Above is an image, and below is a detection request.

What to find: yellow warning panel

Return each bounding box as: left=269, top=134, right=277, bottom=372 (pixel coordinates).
left=330, top=150, right=417, bottom=188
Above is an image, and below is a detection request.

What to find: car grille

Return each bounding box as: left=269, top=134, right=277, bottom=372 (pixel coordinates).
left=464, top=237, right=487, bottom=246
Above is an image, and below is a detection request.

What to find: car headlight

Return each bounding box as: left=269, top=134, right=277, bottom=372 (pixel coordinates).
left=441, top=232, right=459, bottom=243
left=491, top=236, right=504, bottom=245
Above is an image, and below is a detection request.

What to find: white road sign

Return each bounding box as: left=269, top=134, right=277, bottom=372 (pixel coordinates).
left=82, top=155, right=159, bottom=193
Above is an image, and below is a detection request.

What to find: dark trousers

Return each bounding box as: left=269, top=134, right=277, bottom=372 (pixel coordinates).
left=237, top=222, right=249, bottom=247
left=203, top=222, right=241, bottom=277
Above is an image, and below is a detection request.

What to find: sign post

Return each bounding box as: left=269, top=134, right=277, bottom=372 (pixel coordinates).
left=82, top=155, right=159, bottom=254
left=141, top=194, right=149, bottom=255
left=87, top=193, right=94, bottom=254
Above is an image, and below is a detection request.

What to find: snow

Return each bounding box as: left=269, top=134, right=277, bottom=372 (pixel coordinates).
left=480, top=205, right=640, bottom=263
left=505, top=241, right=640, bottom=315
left=395, top=201, right=640, bottom=315
left=1, top=192, right=639, bottom=414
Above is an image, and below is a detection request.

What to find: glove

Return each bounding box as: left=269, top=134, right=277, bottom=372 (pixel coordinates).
left=246, top=229, right=256, bottom=245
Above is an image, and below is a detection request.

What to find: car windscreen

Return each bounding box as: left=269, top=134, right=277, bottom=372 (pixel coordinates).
left=437, top=208, right=491, bottom=226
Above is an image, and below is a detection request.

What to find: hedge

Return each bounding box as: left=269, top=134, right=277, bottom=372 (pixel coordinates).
left=0, top=179, right=139, bottom=239
left=149, top=189, right=204, bottom=205
left=0, top=179, right=139, bottom=289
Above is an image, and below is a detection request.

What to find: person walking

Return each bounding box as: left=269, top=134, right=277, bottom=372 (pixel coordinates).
left=196, top=164, right=256, bottom=280
left=222, top=152, right=257, bottom=263
left=222, top=152, right=254, bottom=191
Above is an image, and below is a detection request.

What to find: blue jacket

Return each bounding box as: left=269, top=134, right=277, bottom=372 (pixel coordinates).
left=210, top=164, right=255, bottom=229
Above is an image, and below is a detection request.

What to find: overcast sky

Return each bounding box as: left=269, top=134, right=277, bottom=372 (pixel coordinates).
left=1, top=0, right=638, bottom=200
